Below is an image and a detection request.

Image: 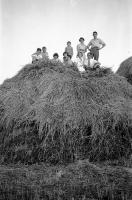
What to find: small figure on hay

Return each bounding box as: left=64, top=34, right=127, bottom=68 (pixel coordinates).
left=51, top=53, right=61, bottom=64
left=67, top=54, right=73, bottom=66
left=77, top=37, right=87, bottom=58
left=84, top=52, right=101, bottom=71
left=63, top=52, right=69, bottom=64
left=41, top=46, right=49, bottom=59
left=65, top=41, right=73, bottom=58
left=87, top=31, right=106, bottom=61
left=75, top=51, right=86, bottom=73
left=31, top=48, right=42, bottom=63
left=63, top=54, right=73, bottom=67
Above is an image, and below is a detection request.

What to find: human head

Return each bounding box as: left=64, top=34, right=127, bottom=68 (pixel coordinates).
left=93, top=31, right=98, bottom=39
left=63, top=52, right=68, bottom=57
left=42, top=46, right=47, bottom=52
left=77, top=51, right=83, bottom=58
left=79, top=37, right=85, bottom=43
left=67, top=41, right=71, bottom=46
left=87, top=52, right=92, bottom=59
left=36, top=48, right=41, bottom=55
left=67, top=54, right=71, bottom=60
left=53, top=53, right=59, bottom=59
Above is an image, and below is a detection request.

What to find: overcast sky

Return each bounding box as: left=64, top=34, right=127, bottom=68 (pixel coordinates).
left=0, top=0, right=132, bottom=83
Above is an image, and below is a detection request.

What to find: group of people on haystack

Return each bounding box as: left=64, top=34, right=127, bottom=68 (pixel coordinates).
left=31, top=31, right=106, bottom=73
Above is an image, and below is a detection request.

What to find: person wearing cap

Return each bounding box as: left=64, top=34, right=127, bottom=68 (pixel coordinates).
left=87, top=31, right=106, bottom=61
left=31, top=48, right=42, bottom=63
left=65, top=41, right=73, bottom=58
left=77, top=37, right=87, bottom=57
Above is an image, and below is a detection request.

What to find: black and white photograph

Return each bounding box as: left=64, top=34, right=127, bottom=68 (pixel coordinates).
left=0, top=0, right=132, bottom=199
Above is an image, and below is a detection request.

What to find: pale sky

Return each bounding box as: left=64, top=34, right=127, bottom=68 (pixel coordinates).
left=0, top=0, right=132, bottom=84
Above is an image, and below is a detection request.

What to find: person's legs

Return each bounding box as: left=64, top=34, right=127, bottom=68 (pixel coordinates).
left=91, top=47, right=99, bottom=61
left=94, top=49, right=99, bottom=61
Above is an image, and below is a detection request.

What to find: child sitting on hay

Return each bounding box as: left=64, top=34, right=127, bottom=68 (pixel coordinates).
left=51, top=53, right=61, bottom=65
left=75, top=52, right=86, bottom=73
left=84, top=52, right=101, bottom=71
left=31, top=48, right=42, bottom=63
left=63, top=52, right=73, bottom=67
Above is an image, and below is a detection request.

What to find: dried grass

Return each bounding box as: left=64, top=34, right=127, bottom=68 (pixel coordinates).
left=116, top=56, right=132, bottom=84
left=0, top=160, right=132, bottom=200
left=0, top=59, right=132, bottom=164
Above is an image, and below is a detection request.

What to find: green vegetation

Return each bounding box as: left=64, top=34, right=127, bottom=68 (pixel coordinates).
left=0, top=59, right=132, bottom=199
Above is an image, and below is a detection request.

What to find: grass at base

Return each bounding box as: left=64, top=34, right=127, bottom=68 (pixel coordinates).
left=0, top=159, right=132, bottom=200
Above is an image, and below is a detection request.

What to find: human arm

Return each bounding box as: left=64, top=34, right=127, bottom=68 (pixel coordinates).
left=87, top=41, right=92, bottom=51
left=76, top=44, right=79, bottom=53
left=71, top=47, right=73, bottom=56
left=99, top=39, right=106, bottom=50
left=31, top=54, right=37, bottom=62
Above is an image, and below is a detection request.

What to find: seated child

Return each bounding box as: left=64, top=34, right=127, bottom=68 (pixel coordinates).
left=31, top=48, right=42, bottom=63
left=65, top=41, right=73, bottom=58
left=63, top=52, right=68, bottom=65
left=67, top=54, right=73, bottom=66
left=51, top=53, right=61, bottom=64
left=63, top=54, right=73, bottom=67
left=41, top=46, right=49, bottom=59
left=84, top=52, right=101, bottom=70
left=75, top=52, right=86, bottom=73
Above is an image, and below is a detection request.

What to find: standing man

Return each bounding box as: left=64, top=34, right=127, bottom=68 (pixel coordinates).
left=87, top=31, right=106, bottom=61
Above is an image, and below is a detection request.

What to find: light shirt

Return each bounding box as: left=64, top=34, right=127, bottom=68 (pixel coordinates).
left=41, top=52, right=49, bottom=59
left=65, top=46, right=73, bottom=56
left=51, top=58, right=61, bottom=64
left=88, top=38, right=105, bottom=48
left=31, top=53, right=42, bottom=61
left=84, top=58, right=100, bottom=68
left=77, top=43, right=87, bottom=54
left=75, top=57, right=85, bottom=72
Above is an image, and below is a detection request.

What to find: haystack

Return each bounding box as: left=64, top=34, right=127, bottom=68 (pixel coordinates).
left=0, top=160, right=132, bottom=200
left=116, top=56, right=132, bottom=84
left=0, top=59, right=132, bottom=164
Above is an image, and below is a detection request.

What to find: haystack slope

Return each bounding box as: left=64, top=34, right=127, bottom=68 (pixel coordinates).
left=0, top=60, right=132, bottom=164
left=117, top=56, right=132, bottom=84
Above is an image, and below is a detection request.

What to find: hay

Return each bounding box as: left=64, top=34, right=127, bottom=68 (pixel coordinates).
left=116, top=56, right=132, bottom=84
left=0, top=59, right=132, bottom=164
left=0, top=160, right=132, bottom=200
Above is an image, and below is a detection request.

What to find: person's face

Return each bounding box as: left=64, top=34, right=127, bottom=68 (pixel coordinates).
left=87, top=54, right=91, bottom=59
left=78, top=52, right=83, bottom=58
left=67, top=42, right=71, bottom=46
left=63, top=53, right=68, bottom=58
left=37, top=50, right=41, bottom=55
left=80, top=39, right=84, bottom=43
left=54, top=56, right=58, bottom=60
left=93, top=33, right=97, bottom=39
left=42, top=48, right=46, bottom=52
